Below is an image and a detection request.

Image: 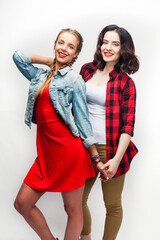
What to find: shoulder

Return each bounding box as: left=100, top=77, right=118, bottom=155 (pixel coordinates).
left=66, top=69, right=85, bottom=87
left=80, top=62, right=96, bottom=82
left=80, top=62, right=95, bottom=73
left=118, top=73, right=136, bottom=95
left=117, top=72, right=136, bottom=88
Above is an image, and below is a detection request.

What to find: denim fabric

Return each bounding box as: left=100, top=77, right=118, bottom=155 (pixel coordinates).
left=13, top=50, right=97, bottom=148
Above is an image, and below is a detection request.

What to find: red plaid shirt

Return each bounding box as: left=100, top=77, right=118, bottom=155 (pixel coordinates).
left=80, top=62, right=138, bottom=177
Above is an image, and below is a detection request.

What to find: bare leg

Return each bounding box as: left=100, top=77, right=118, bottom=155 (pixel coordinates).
left=61, top=185, right=84, bottom=240
left=14, top=183, right=56, bottom=240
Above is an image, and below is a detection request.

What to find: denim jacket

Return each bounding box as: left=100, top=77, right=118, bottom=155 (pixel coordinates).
left=13, top=50, right=97, bottom=148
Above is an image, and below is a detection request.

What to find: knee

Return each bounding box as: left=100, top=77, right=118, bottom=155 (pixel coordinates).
left=105, top=199, right=122, bottom=215
left=64, top=202, right=82, bottom=217
left=14, top=196, right=28, bottom=214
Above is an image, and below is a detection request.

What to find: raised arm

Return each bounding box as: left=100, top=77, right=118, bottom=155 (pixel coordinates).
left=13, top=51, right=52, bottom=81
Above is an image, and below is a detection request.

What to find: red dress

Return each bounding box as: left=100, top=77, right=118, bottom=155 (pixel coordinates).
left=24, top=85, right=95, bottom=192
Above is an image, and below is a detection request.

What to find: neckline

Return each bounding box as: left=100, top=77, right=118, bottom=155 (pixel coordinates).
left=87, top=81, right=107, bottom=88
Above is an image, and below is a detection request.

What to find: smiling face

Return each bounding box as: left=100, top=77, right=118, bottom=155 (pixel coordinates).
left=54, top=31, right=79, bottom=69
left=101, top=30, right=121, bottom=66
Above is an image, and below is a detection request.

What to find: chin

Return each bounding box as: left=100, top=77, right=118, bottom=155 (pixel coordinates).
left=57, top=59, right=67, bottom=65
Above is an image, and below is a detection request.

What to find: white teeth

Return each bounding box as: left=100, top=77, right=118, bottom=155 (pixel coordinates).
left=105, top=53, right=113, bottom=56
left=59, top=52, right=67, bottom=56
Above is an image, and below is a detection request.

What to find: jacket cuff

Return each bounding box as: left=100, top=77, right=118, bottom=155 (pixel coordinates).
left=83, top=136, right=98, bottom=149
left=15, top=50, right=32, bottom=64
left=121, top=127, right=134, bottom=137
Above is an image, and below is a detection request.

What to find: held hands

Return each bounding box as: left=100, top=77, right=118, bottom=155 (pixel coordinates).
left=99, top=158, right=120, bottom=182
left=89, top=151, right=120, bottom=182
left=96, top=161, right=109, bottom=182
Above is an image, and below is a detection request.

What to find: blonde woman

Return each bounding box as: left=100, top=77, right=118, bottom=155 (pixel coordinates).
left=13, top=29, right=108, bottom=240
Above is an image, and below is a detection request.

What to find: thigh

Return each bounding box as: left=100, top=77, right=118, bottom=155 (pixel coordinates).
left=62, top=186, right=85, bottom=209
left=101, top=174, right=125, bottom=205
left=15, top=183, right=45, bottom=207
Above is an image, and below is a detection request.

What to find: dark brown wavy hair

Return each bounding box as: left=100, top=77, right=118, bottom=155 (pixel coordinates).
left=93, top=25, right=139, bottom=74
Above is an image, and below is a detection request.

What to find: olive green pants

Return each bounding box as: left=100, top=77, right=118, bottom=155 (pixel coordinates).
left=81, top=145, right=125, bottom=240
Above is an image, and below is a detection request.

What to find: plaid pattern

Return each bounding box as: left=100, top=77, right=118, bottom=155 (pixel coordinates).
left=80, top=62, right=138, bottom=177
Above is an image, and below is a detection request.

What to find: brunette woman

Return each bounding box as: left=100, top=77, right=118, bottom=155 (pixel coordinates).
left=13, top=28, right=108, bottom=240
left=80, top=25, right=139, bottom=240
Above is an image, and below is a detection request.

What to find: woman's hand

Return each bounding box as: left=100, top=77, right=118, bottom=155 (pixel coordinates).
left=96, top=161, right=109, bottom=182
left=100, top=133, right=131, bottom=181
left=100, top=158, right=120, bottom=181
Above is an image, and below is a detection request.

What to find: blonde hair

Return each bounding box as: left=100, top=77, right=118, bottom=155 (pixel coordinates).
left=35, top=28, right=83, bottom=99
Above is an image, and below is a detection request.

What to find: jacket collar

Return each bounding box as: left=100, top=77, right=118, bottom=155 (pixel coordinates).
left=48, top=66, right=72, bottom=77
left=58, top=66, right=72, bottom=76
left=109, top=68, right=120, bottom=80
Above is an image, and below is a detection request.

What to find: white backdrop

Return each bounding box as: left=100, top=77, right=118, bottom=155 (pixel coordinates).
left=0, top=0, right=160, bottom=239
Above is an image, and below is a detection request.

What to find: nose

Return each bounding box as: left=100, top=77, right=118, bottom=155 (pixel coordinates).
left=106, top=43, right=112, bottom=51
left=61, top=44, right=67, bottom=51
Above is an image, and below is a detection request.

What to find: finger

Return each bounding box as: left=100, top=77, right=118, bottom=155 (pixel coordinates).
left=102, top=177, right=110, bottom=182
left=100, top=164, right=109, bottom=170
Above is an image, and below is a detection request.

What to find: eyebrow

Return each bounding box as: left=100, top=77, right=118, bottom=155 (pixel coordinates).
left=103, top=39, right=120, bottom=44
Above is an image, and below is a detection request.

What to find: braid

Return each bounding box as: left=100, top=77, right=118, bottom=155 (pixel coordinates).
left=68, top=56, right=78, bottom=66
left=35, top=59, right=56, bottom=99
left=48, top=58, right=56, bottom=78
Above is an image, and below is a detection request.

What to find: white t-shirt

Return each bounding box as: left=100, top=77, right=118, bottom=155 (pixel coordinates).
left=86, top=81, right=106, bottom=144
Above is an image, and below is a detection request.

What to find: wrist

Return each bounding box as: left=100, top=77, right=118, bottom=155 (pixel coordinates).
left=96, top=161, right=104, bottom=170
left=90, top=154, right=102, bottom=166
left=113, top=155, right=122, bottom=164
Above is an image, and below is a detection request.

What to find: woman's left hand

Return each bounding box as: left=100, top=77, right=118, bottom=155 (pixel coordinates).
left=100, top=158, right=119, bottom=181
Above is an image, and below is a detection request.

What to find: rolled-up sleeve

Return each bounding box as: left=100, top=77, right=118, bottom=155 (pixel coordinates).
left=121, top=78, right=136, bottom=137
left=72, top=76, right=98, bottom=148
left=12, top=50, right=39, bottom=81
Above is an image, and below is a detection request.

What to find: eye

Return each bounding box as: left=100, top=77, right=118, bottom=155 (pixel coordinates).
left=113, top=42, right=120, bottom=46
left=69, top=45, right=74, bottom=49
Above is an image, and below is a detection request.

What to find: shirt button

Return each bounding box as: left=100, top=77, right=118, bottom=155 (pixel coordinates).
left=52, top=83, right=56, bottom=86
left=107, top=93, right=109, bottom=95
left=107, top=105, right=109, bottom=107
left=106, top=116, right=109, bottom=118
left=54, top=76, right=57, bottom=79
left=53, top=97, right=56, bottom=100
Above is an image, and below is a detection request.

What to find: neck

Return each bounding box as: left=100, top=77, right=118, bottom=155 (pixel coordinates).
left=55, top=62, right=69, bottom=73
left=55, top=63, right=61, bottom=72
left=102, top=62, right=116, bottom=74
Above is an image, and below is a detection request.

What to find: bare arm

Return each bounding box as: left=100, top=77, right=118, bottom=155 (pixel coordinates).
left=101, top=133, right=131, bottom=180
left=30, top=54, right=53, bottom=68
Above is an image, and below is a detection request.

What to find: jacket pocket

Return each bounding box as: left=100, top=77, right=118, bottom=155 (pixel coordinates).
left=57, top=86, right=73, bottom=107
